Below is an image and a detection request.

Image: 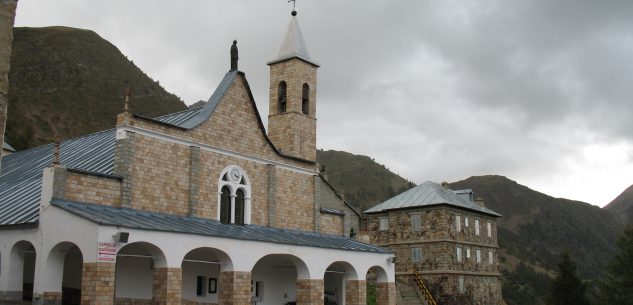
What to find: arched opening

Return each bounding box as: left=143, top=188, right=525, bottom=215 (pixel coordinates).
left=366, top=266, right=391, bottom=305
left=235, top=189, right=245, bottom=225
left=217, top=166, right=251, bottom=225
left=278, top=81, right=287, bottom=113
left=251, top=254, right=309, bottom=305
left=8, top=241, right=36, bottom=302
left=114, top=242, right=166, bottom=304
left=181, top=247, right=233, bottom=305
left=324, top=261, right=359, bottom=305
left=43, top=242, right=83, bottom=305
left=220, top=186, right=231, bottom=224
left=302, top=83, right=310, bottom=115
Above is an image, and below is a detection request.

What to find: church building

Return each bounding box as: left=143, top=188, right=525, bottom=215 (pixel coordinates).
left=0, top=10, right=396, bottom=305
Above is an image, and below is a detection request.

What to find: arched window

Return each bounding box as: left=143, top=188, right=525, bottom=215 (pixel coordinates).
left=278, top=81, right=287, bottom=114
left=220, top=186, right=231, bottom=224
left=235, top=189, right=245, bottom=225
left=217, top=166, right=251, bottom=225
left=302, top=83, right=310, bottom=115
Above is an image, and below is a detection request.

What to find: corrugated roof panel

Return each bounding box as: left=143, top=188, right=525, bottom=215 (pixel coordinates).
left=52, top=199, right=391, bottom=253
left=0, top=129, right=116, bottom=225
left=364, top=181, right=501, bottom=217
left=155, top=106, right=203, bottom=126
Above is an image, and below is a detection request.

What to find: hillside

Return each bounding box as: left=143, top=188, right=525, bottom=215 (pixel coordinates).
left=604, top=183, right=633, bottom=224
left=316, top=149, right=415, bottom=212
left=450, top=175, right=622, bottom=305
left=6, top=26, right=187, bottom=149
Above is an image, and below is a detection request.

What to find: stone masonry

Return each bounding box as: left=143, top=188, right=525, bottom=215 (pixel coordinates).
left=345, top=280, right=366, bottom=305
left=367, top=205, right=501, bottom=305
left=0, top=0, right=18, bottom=169
left=80, top=262, right=115, bottom=305
left=219, top=271, right=251, bottom=305
left=296, top=279, right=324, bottom=305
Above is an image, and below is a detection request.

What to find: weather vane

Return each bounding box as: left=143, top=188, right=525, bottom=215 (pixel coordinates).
left=288, top=0, right=297, bottom=15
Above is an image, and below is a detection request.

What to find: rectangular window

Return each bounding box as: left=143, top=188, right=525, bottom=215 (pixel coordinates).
left=456, top=246, right=462, bottom=262
left=411, top=214, right=421, bottom=232
left=488, top=250, right=494, bottom=264
left=412, top=247, right=422, bottom=263
left=456, top=215, right=462, bottom=232
left=379, top=217, right=389, bottom=231
left=466, top=247, right=471, bottom=259
left=487, top=222, right=492, bottom=237
left=476, top=249, right=481, bottom=263
left=459, top=276, right=465, bottom=293
left=475, top=219, right=480, bottom=236
left=464, top=216, right=469, bottom=227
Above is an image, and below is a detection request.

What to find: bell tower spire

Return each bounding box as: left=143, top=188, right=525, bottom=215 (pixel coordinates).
left=267, top=9, right=319, bottom=161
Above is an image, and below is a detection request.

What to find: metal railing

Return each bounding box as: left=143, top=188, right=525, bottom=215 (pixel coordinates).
left=413, top=269, right=438, bottom=305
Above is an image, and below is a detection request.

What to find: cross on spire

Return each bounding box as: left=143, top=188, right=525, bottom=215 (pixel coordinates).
left=288, top=0, right=297, bottom=16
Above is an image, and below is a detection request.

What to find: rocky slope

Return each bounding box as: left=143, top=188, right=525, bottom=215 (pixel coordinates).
left=604, top=183, right=633, bottom=224
left=5, top=26, right=187, bottom=149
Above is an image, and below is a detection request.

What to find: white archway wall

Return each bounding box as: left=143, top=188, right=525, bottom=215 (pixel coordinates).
left=181, top=248, right=229, bottom=304
left=114, top=242, right=168, bottom=300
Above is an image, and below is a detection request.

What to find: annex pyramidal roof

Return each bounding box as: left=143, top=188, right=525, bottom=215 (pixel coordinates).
left=364, top=181, right=501, bottom=217
left=267, top=13, right=319, bottom=67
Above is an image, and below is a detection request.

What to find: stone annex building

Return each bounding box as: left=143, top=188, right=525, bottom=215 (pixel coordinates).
left=364, top=182, right=502, bottom=305
left=0, top=8, right=397, bottom=305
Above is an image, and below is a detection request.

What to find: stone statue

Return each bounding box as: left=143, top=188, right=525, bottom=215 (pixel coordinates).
left=230, top=40, right=238, bottom=71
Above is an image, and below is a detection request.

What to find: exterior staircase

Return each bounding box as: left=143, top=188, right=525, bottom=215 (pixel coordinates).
left=397, top=281, right=429, bottom=305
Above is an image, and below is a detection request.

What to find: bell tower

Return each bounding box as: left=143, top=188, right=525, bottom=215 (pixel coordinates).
left=267, top=10, right=319, bottom=161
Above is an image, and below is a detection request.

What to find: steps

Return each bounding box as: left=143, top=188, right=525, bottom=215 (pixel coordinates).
left=397, top=281, right=428, bottom=305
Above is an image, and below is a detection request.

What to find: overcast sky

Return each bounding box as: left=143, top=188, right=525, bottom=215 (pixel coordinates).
left=14, top=0, right=633, bottom=207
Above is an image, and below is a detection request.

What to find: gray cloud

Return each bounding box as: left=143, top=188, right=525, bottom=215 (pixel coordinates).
left=13, top=0, right=633, bottom=206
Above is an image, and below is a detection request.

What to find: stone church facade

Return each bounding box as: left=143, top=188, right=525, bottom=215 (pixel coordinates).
left=364, top=182, right=503, bottom=305
left=0, top=10, right=396, bottom=305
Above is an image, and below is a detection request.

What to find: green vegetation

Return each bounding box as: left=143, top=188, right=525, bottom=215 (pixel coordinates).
left=548, top=252, right=590, bottom=305
left=6, top=26, right=187, bottom=149
left=366, top=282, right=376, bottom=305
left=599, top=225, right=633, bottom=305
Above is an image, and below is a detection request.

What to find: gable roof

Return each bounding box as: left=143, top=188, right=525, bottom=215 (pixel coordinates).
left=52, top=199, right=390, bottom=254
left=137, top=70, right=315, bottom=164
left=0, top=129, right=116, bottom=225
left=364, top=181, right=501, bottom=217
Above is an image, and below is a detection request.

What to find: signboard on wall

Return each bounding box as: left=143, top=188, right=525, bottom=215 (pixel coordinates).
left=97, top=242, right=117, bottom=263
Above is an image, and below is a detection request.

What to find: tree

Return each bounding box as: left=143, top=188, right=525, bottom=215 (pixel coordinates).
left=548, top=252, right=590, bottom=305
left=600, top=225, right=633, bottom=305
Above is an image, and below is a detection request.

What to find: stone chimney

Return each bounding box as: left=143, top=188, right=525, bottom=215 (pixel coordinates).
left=475, top=197, right=485, bottom=207
left=0, top=0, right=19, bottom=171
left=441, top=181, right=449, bottom=189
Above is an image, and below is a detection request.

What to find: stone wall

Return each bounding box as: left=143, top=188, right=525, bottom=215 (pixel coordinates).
left=319, top=212, right=343, bottom=235
left=273, top=167, right=315, bottom=231
left=81, top=262, right=115, bottom=305
left=64, top=171, right=121, bottom=206
left=0, top=0, right=18, bottom=169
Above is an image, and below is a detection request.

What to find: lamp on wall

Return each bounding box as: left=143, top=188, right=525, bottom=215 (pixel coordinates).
left=114, top=231, right=130, bottom=243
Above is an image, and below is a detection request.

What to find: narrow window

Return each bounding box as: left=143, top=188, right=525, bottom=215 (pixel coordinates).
left=476, top=249, right=481, bottom=263
left=456, top=246, right=462, bottom=262
left=466, top=247, right=471, bottom=259
left=379, top=217, right=389, bottom=231
left=278, top=81, right=287, bottom=113
left=464, top=216, right=469, bottom=227
left=412, top=247, right=422, bottom=263
left=235, top=189, right=245, bottom=225
left=475, top=219, right=480, bottom=236
left=411, top=214, right=421, bottom=232
left=302, top=83, right=310, bottom=115
left=458, top=276, right=465, bottom=293
left=456, top=215, right=462, bottom=232
left=487, top=221, right=492, bottom=237
left=488, top=250, right=494, bottom=264
left=220, top=186, right=231, bottom=224
left=197, top=276, right=206, bottom=296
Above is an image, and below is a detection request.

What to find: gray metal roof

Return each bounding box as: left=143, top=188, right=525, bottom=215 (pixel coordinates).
left=52, top=199, right=390, bottom=253
left=267, top=15, right=319, bottom=67
left=364, top=181, right=501, bottom=217
left=3, top=141, right=15, bottom=152
left=155, top=106, right=203, bottom=126
left=0, top=129, right=116, bottom=225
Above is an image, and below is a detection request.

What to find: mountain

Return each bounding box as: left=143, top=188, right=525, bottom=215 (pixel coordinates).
left=5, top=26, right=187, bottom=150
left=316, top=149, right=415, bottom=212
left=604, top=183, right=633, bottom=224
